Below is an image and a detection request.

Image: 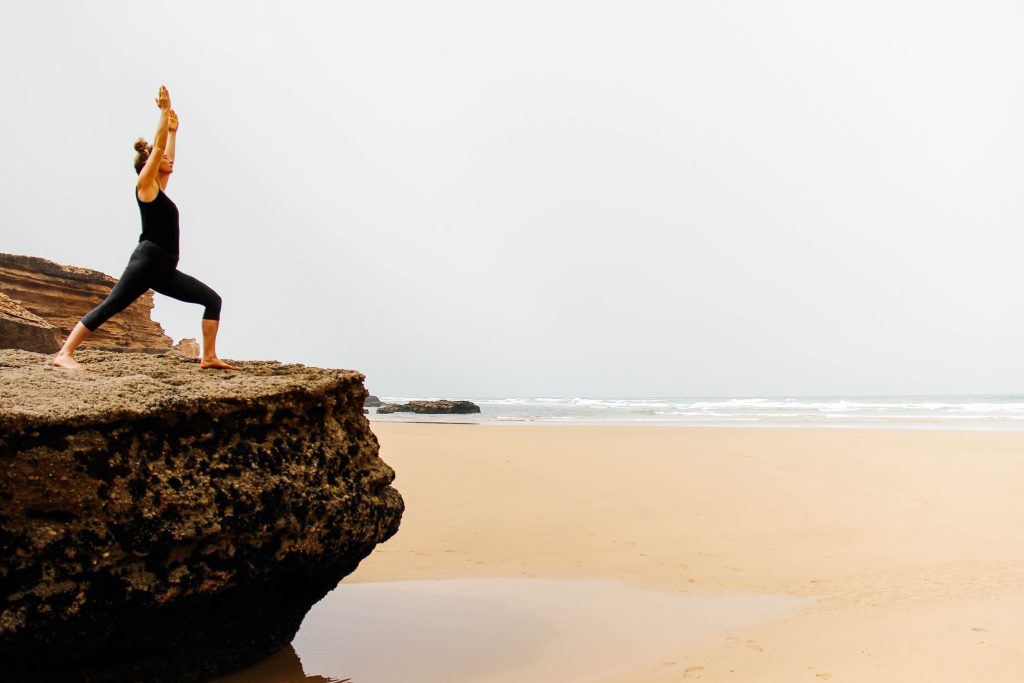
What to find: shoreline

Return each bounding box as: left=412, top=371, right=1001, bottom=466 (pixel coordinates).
left=345, top=422, right=1024, bottom=681
left=369, top=417, right=1024, bottom=431
left=366, top=394, right=1024, bottom=432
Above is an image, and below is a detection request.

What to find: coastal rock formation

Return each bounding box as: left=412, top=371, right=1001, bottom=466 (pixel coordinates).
left=365, top=394, right=382, bottom=408
left=0, top=292, right=61, bottom=353
left=168, top=337, right=201, bottom=359
left=0, top=252, right=173, bottom=353
left=0, top=350, right=404, bottom=682
left=378, top=400, right=481, bottom=415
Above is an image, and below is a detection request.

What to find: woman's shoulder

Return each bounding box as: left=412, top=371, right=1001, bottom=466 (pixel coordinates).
left=136, top=181, right=161, bottom=203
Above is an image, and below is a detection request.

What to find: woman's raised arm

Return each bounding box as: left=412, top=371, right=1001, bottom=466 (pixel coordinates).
left=161, top=109, right=178, bottom=191
left=166, top=110, right=178, bottom=163
left=137, top=85, right=171, bottom=200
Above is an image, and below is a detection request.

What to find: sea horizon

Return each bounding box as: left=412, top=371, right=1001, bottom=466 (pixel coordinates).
left=368, top=394, right=1024, bottom=430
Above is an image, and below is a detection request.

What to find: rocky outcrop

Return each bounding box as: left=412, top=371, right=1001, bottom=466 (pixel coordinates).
left=365, top=394, right=382, bottom=408
left=0, top=350, right=404, bottom=682
left=0, top=292, right=61, bottom=353
left=168, top=337, right=201, bottom=359
left=378, top=400, right=481, bottom=415
left=0, top=252, right=173, bottom=353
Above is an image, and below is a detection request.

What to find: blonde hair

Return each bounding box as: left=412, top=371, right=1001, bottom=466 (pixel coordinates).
left=133, top=138, right=152, bottom=174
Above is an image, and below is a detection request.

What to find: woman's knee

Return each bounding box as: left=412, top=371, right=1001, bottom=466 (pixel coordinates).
left=80, top=307, right=105, bottom=331
left=204, top=291, right=223, bottom=320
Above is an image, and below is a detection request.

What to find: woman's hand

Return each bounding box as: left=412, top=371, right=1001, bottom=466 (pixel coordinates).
left=155, top=85, right=171, bottom=111
left=168, top=109, right=179, bottom=133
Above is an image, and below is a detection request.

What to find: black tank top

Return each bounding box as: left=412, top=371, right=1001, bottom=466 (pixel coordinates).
left=137, top=187, right=180, bottom=254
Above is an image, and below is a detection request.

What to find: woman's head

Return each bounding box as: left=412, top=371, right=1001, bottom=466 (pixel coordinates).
left=133, top=138, right=172, bottom=175
left=133, top=138, right=152, bottom=174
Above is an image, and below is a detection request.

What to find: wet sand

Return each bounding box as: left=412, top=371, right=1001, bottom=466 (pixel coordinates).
left=337, top=424, right=1024, bottom=682
left=287, top=579, right=805, bottom=682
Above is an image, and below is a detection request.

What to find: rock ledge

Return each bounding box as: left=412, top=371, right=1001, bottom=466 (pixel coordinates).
left=0, top=350, right=403, bottom=682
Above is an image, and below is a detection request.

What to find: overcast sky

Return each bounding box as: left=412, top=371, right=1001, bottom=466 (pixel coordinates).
left=3, top=1, right=1024, bottom=397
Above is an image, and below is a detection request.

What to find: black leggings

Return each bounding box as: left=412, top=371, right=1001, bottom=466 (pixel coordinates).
left=81, top=240, right=221, bottom=331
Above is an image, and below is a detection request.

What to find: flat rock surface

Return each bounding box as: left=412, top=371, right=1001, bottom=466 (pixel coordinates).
left=0, top=349, right=361, bottom=429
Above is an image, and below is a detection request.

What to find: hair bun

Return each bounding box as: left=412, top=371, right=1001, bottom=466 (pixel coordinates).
left=134, top=138, right=150, bottom=153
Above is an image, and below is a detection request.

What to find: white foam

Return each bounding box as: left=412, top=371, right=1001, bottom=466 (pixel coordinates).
left=368, top=395, right=1024, bottom=430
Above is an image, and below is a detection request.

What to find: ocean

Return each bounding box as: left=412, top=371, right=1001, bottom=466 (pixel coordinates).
left=368, top=395, right=1024, bottom=430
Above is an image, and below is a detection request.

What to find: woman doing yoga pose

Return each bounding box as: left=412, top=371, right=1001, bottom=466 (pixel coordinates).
left=53, top=85, right=235, bottom=371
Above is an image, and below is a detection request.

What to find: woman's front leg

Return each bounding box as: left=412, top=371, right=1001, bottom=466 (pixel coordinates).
left=199, top=319, right=237, bottom=370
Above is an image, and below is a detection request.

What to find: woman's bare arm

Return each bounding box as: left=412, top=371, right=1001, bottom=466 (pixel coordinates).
left=137, top=85, right=171, bottom=201
left=162, top=110, right=178, bottom=191
left=166, top=110, right=178, bottom=163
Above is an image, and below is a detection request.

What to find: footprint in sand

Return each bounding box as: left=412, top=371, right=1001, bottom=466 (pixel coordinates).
left=683, top=666, right=705, bottom=678
left=744, top=640, right=764, bottom=652
left=972, top=627, right=989, bottom=632
left=807, top=666, right=833, bottom=680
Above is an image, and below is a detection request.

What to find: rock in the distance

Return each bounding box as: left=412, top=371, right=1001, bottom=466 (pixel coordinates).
left=377, top=400, right=481, bottom=414
left=166, top=337, right=201, bottom=359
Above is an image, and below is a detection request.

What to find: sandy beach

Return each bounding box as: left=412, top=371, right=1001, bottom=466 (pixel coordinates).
left=342, top=423, right=1024, bottom=682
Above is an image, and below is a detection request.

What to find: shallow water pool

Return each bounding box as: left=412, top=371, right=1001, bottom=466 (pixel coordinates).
left=213, top=578, right=809, bottom=683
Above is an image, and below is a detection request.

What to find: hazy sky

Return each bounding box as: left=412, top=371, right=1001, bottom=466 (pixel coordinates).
left=3, top=1, right=1024, bottom=397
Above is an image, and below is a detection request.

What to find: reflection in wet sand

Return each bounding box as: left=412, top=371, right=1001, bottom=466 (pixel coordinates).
left=215, top=578, right=809, bottom=683
left=211, top=644, right=348, bottom=682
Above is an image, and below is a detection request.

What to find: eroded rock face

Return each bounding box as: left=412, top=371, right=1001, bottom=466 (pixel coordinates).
left=169, top=337, right=201, bottom=359
left=0, top=292, right=61, bottom=353
left=0, top=252, right=173, bottom=352
left=0, top=350, right=404, bottom=682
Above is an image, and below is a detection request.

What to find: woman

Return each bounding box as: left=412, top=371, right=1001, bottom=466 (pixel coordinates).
left=53, top=85, right=235, bottom=371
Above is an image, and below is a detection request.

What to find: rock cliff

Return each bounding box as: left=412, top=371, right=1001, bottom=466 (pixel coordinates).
left=0, top=252, right=173, bottom=352
left=0, top=350, right=404, bottom=682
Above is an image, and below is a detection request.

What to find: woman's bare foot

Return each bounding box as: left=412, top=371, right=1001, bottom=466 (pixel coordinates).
left=200, top=356, right=237, bottom=370
left=52, top=353, right=84, bottom=371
